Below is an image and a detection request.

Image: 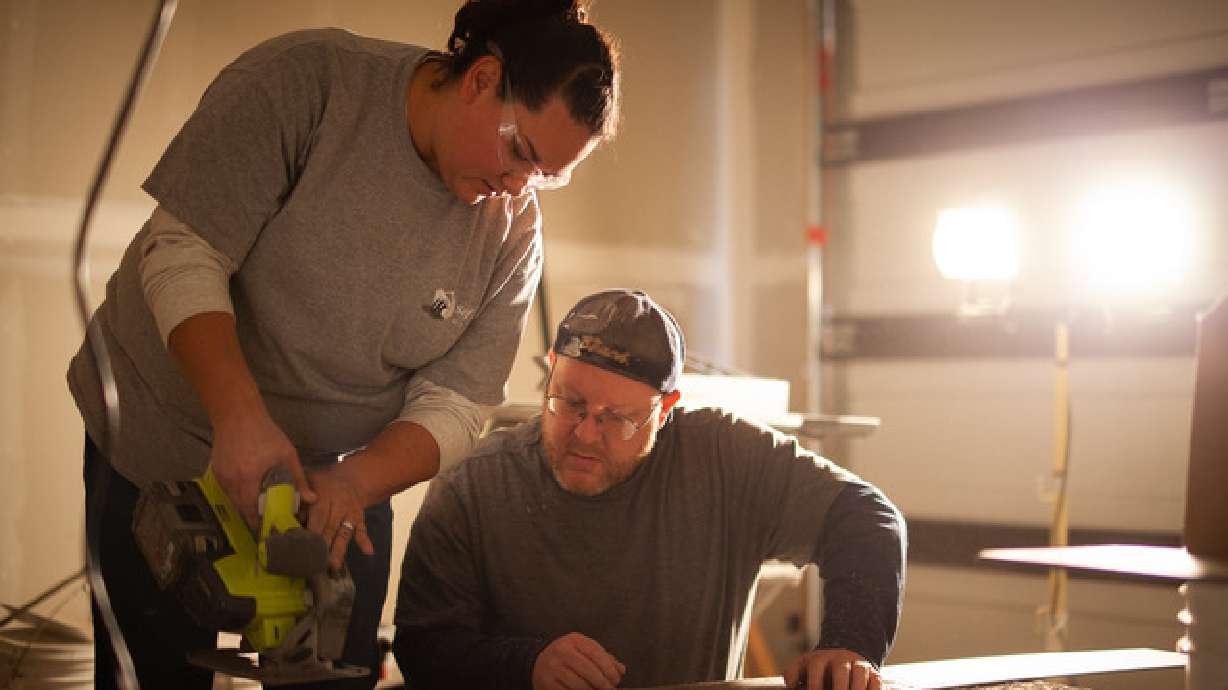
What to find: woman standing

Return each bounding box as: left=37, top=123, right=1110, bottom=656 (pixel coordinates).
left=67, top=2, right=620, bottom=687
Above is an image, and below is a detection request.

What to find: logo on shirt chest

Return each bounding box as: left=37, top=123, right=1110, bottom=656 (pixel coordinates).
left=423, top=288, right=475, bottom=322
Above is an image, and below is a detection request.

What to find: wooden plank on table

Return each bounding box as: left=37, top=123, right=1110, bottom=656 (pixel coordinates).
left=979, top=544, right=1228, bottom=581
left=626, top=676, right=918, bottom=690
left=626, top=679, right=785, bottom=690
left=881, top=648, right=1185, bottom=689
left=627, top=648, right=1183, bottom=690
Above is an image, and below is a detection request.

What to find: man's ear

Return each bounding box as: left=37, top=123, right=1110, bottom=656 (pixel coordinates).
left=460, top=55, right=502, bottom=104
left=659, top=390, right=682, bottom=423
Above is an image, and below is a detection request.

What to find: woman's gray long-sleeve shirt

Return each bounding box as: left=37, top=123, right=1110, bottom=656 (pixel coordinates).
left=67, top=29, right=541, bottom=483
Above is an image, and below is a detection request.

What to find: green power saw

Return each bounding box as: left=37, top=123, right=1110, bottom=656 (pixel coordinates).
left=132, top=465, right=368, bottom=684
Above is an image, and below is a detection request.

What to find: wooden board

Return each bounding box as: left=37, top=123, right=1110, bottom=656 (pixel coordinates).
left=979, top=544, right=1228, bottom=581
left=625, top=648, right=1184, bottom=690
left=625, top=678, right=916, bottom=690
left=627, top=681, right=787, bottom=690
left=881, top=648, right=1184, bottom=688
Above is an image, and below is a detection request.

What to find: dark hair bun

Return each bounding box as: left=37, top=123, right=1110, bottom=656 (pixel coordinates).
left=449, top=0, right=589, bottom=56
left=440, top=0, right=619, bottom=139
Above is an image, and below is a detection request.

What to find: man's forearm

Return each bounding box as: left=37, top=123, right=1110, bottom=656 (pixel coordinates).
left=816, top=483, right=907, bottom=667
left=393, top=626, right=547, bottom=690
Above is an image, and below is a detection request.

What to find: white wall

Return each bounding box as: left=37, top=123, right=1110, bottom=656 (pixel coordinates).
left=834, top=0, right=1228, bottom=530
left=832, top=1, right=1228, bottom=682
left=850, top=0, right=1228, bottom=118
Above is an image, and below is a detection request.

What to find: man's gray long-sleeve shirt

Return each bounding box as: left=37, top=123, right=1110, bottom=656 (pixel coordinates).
left=393, top=407, right=906, bottom=689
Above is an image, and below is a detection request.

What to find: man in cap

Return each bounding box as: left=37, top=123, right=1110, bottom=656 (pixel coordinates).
left=392, top=289, right=905, bottom=690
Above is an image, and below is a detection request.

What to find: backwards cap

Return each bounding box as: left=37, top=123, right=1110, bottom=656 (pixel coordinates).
left=552, top=289, right=685, bottom=393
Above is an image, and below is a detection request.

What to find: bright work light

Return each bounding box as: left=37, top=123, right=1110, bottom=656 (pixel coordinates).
left=932, top=206, right=1022, bottom=282
left=1071, top=181, right=1194, bottom=298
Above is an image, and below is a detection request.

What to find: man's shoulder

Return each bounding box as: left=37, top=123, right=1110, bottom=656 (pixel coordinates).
left=660, top=405, right=822, bottom=467
left=437, top=418, right=543, bottom=486
left=668, top=405, right=777, bottom=438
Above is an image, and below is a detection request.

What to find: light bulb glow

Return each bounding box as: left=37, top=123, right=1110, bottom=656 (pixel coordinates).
left=1071, top=181, right=1194, bottom=296
left=932, top=206, right=1022, bottom=281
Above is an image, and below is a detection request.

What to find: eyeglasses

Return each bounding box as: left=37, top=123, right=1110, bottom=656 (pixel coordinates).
left=495, top=57, right=570, bottom=191
left=545, top=394, right=661, bottom=441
